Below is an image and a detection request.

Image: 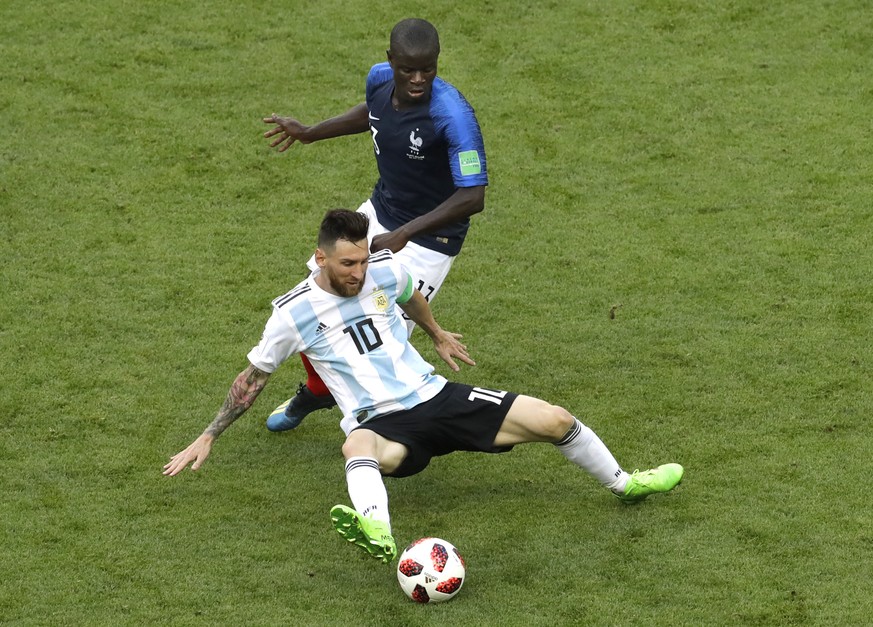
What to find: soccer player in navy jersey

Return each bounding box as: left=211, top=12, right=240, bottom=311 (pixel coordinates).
left=163, top=210, right=684, bottom=563
left=262, top=18, right=488, bottom=432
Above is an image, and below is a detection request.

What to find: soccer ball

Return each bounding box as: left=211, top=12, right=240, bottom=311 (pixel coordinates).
left=396, top=537, right=466, bottom=603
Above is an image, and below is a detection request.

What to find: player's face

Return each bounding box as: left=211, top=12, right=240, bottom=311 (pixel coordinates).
left=387, top=48, right=438, bottom=108
left=316, top=238, right=370, bottom=297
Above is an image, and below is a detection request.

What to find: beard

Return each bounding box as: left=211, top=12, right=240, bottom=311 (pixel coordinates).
left=326, top=270, right=364, bottom=297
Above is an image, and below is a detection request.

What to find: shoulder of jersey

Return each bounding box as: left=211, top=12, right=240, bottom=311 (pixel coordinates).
left=430, top=77, right=473, bottom=117
left=368, top=249, right=394, bottom=265
left=368, top=62, right=394, bottom=85
left=272, top=282, right=312, bottom=309
left=432, top=76, right=462, bottom=100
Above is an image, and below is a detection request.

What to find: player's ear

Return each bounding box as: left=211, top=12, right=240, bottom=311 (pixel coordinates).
left=314, top=248, right=327, bottom=268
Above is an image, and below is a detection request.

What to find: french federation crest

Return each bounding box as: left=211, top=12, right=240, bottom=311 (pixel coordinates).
left=371, top=289, right=389, bottom=312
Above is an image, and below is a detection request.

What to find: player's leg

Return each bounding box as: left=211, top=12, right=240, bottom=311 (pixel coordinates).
left=331, top=428, right=408, bottom=563
left=494, top=395, right=683, bottom=501
left=266, top=355, right=337, bottom=431
left=266, top=359, right=334, bottom=431
left=493, top=395, right=627, bottom=492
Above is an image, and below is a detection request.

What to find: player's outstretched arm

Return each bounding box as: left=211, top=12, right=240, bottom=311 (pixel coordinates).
left=163, top=364, right=271, bottom=476
left=263, top=103, right=370, bottom=152
left=398, top=291, right=475, bottom=372
left=162, top=432, right=216, bottom=477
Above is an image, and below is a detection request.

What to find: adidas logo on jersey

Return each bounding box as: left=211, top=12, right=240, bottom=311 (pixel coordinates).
left=315, top=322, right=330, bottom=335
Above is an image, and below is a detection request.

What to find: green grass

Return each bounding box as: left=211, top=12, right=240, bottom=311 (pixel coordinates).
left=2, top=0, right=872, bottom=624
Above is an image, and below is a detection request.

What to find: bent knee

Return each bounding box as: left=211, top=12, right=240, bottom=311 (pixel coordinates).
left=541, top=405, right=575, bottom=441
left=342, top=429, right=408, bottom=474
left=342, top=429, right=377, bottom=459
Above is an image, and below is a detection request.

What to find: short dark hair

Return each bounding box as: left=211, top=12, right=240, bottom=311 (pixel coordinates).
left=389, top=18, right=440, bottom=56
left=318, top=209, right=369, bottom=249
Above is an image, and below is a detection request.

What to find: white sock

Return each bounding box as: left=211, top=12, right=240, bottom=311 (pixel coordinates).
left=345, top=457, right=391, bottom=527
left=555, top=418, right=629, bottom=494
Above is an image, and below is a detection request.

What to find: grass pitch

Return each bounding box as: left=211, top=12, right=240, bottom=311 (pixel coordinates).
left=2, top=1, right=871, bottom=625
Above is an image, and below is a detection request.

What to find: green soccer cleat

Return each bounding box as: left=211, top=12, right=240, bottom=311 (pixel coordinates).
left=618, top=463, right=684, bottom=503
left=330, top=504, right=397, bottom=563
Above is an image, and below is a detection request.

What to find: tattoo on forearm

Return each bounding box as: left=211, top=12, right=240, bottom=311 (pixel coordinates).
left=205, top=366, right=269, bottom=437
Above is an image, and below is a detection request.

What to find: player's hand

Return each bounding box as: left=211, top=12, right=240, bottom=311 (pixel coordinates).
left=262, top=114, right=312, bottom=152
left=371, top=230, right=409, bottom=254
left=433, top=331, right=476, bottom=372
left=163, top=433, right=215, bottom=476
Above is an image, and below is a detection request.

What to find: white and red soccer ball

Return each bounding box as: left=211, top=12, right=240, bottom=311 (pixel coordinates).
left=396, top=537, right=466, bottom=603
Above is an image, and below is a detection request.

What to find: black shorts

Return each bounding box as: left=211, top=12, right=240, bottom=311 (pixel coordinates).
left=357, top=382, right=518, bottom=478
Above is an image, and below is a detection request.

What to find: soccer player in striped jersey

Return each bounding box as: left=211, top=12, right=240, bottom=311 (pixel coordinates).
left=262, top=18, right=488, bottom=432
left=163, top=210, right=684, bottom=563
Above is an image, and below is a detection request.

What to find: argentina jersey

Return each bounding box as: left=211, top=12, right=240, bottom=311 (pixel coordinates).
left=247, top=250, right=447, bottom=435
left=365, top=62, right=488, bottom=256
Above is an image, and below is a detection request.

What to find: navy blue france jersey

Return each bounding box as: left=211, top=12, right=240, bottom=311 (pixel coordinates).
left=365, top=62, right=488, bottom=257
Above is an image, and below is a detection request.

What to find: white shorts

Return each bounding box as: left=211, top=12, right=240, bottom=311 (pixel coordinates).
left=307, top=200, right=456, bottom=336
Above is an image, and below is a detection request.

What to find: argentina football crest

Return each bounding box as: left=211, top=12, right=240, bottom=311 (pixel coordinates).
left=371, top=288, right=389, bottom=312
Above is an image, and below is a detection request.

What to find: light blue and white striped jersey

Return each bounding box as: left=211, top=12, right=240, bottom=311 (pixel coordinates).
left=247, top=250, right=447, bottom=435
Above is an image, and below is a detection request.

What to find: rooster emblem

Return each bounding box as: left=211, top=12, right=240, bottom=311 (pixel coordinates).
left=409, top=129, right=423, bottom=152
